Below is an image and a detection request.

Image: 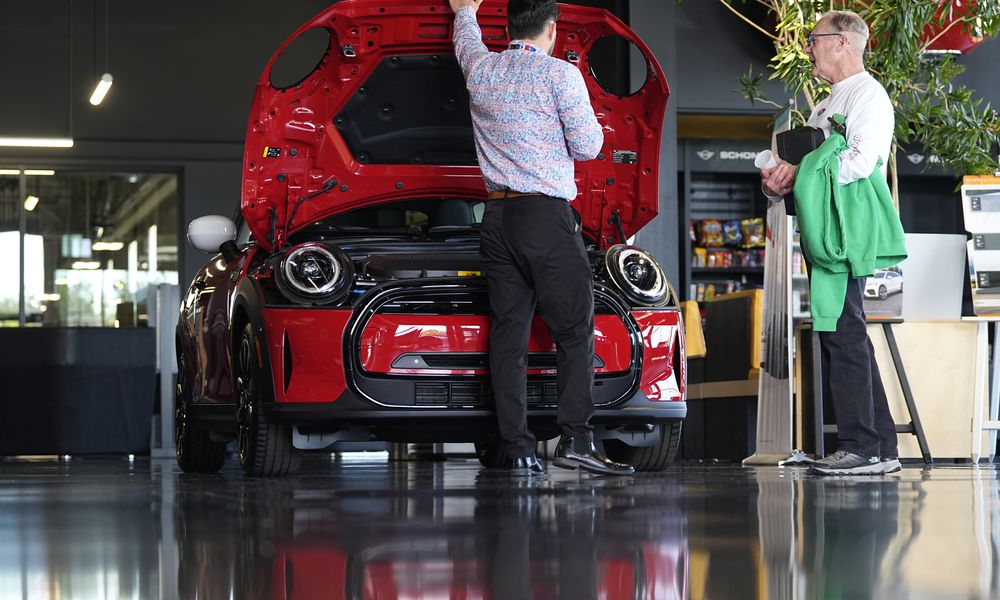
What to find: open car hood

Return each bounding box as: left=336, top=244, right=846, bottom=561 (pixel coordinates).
left=242, top=0, right=668, bottom=252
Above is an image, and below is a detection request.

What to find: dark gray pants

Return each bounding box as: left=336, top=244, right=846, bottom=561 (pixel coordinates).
left=821, top=276, right=898, bottom=458
left=480, top=196, right=595, bottom=458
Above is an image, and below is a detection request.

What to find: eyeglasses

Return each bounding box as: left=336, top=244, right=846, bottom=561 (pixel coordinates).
left=805, top=33, right=844, bottom=47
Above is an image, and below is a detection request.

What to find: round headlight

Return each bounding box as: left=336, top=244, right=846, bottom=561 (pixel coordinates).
left=604, top=244, right=669, bottom=305
left=275, top=242, right=353, bottom=305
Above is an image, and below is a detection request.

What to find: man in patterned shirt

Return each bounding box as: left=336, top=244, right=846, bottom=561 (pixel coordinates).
left=450, top=0, right=634, bottom=475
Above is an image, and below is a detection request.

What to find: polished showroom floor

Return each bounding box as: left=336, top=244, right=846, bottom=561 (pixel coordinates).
left=1, top=455, right=999, bottom=599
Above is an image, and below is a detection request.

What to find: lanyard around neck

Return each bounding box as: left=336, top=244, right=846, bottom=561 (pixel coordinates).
left=507, top=41, right=540, bottom=53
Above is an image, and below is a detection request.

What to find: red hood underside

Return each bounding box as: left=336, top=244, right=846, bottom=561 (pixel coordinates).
left=242, top=0, right=668, bottom=251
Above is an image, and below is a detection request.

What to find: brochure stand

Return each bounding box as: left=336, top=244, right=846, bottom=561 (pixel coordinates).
left=744, top=109, right=795, bottom=466
left=743, top=194, right=795, bottom=465
left=967, top=317, right=1000, bottom=463
left=963, top=176, right=1000, bottom=316
left=961, top=175, right=1000, bottom=463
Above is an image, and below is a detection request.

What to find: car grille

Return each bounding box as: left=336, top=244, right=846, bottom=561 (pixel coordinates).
left=376, top=289, right=618, bottom=315
left=393, top=352, right=605, bottom=371
left=414, top=381, right=559, bottom=407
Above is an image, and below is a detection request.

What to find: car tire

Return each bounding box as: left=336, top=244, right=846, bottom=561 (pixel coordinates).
left=175, top=351, right=227, bottom=473
left=602, top=421, right=682, bottom=472
left=235, top=323, right=300, bottom=477
left=474, top=442, right=505, bottom=468
left=878, top=285, right=887, bottom=300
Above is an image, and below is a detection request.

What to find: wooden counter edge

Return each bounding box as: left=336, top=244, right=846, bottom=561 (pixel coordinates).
left=687, top=377, right=760, bottom=400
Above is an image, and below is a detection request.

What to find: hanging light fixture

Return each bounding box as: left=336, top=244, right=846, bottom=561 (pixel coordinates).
left=89, top=73, right=113, bottom=106
left=88, top=0, right=113, bottom=106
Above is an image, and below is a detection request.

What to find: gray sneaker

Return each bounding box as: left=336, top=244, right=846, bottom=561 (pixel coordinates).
left=881, top=456, right=902, bottom=474
left=811, top=450, right=883, bottom=476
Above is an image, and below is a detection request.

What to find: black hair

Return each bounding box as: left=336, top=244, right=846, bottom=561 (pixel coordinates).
left=507, top=0, right=560, bottom=40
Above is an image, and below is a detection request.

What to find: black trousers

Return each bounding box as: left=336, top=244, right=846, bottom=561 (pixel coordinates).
left=821, top=276, right=898, bottom=458
left=480, top=196, right=595, bottom=457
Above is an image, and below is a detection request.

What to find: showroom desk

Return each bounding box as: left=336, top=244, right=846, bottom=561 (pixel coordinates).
left=0, top=328, right=156, bottom=455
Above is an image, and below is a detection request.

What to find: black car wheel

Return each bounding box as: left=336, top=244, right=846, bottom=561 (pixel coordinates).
left=235, top=323, right=299, bottom=477
left=175, top=351, right=227, bottom=473
left=603, top=421, right=682, bottom=472
left=878, top=285, right=888, bottom=300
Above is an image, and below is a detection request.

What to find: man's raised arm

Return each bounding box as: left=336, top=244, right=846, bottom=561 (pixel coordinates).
left=450, top=0, right=487, bottom=75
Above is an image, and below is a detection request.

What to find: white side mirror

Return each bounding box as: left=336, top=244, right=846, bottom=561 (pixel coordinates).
left=188, top=215, right=237, bottom=253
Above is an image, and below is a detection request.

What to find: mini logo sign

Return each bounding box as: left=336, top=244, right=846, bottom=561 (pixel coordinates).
left=697, top=150, right=715, bottom=161
left=907, top=153, right=925, bottom=165
left=719, top=151, right=757, bottom=160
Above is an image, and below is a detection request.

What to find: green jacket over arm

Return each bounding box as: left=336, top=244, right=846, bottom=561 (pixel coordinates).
left=792, top=114, right=907, bottom=332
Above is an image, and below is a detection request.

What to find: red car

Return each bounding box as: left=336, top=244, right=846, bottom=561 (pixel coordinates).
left=176, top=0, right=686, bottom=476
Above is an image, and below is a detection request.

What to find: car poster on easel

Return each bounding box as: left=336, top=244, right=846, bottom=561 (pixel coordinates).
left=862, top=266, right=904, bottom=319
left=961, top=176, right=1000, bottom=315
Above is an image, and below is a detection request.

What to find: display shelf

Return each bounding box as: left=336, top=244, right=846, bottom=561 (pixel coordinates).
left=692, top=267, right=765, bottom=275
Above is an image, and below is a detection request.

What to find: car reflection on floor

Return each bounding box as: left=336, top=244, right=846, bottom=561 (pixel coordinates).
left=172, top=457, right=689, bottom=600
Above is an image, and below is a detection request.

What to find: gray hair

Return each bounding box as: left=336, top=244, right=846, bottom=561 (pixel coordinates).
left=818, top=10, right=870, bottom=58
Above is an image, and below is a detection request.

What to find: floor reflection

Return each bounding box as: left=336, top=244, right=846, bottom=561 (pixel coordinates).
left=4, top=457, right=1000, bottom=599
left=171, top=460, right=688, bottom=599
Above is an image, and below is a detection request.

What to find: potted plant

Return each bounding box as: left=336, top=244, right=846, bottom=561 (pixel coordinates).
left=730, top=0, right=1000, bottom=201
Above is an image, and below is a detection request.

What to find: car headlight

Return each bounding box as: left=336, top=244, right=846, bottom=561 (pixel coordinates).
left=275, top=242, right=353, bottom=305
left=604, top=244, right=671, bottom=306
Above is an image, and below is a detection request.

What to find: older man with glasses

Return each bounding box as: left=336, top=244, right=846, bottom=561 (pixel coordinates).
left=761, top=10, right=904, bottom=476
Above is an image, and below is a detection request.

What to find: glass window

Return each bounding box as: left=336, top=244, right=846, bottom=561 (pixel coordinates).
left=0, top=169, right=180, bottom=327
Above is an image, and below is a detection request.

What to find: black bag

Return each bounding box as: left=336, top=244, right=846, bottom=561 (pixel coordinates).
left=775, top=126, right=824, bottom=165
left=775, top=116, right=847, bottom=165
left=774, top=117, right=847, bottom=217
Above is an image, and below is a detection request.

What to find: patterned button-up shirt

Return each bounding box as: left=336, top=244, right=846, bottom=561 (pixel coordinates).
left=453, top=6, right=603, bottom=201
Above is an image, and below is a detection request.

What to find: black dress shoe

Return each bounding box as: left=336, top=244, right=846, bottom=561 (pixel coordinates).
left=553, top=436, right=635, bottom=475
left=495, top=454, right=545, bottom=475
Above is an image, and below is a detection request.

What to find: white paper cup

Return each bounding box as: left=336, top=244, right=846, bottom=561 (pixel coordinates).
left=755, top=149, right=777, bottom=170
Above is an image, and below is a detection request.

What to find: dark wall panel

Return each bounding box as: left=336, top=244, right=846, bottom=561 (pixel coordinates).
left=955, top=35, right=1000, bottom=116
left=0, top=1, right=330, bottom=144
left=673, top=1, right=785, bottom=114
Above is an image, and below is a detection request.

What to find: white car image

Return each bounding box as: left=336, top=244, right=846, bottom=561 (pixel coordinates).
left=865, top=270, right=903, bottom=300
